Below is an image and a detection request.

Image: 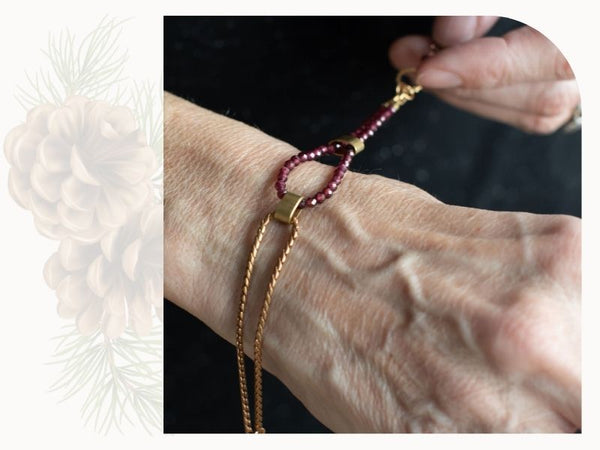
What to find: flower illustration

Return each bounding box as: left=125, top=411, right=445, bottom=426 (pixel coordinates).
left=44, top=203, right=163, bottom=338
left=5, top=96, right=156, bottom=243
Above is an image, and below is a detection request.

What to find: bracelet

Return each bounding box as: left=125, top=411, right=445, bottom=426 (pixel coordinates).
left=235, top=69, right=422, bottom=433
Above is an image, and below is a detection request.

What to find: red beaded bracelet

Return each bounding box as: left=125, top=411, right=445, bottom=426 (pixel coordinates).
left=235, top=69, right=422, bottom=433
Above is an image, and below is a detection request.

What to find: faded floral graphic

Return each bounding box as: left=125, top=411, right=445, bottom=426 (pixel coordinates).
left=44, top=205, right=162, bottom=338
left=3, top=17, right=162, bottom=434
left=5, top=96, right=156, bottom=242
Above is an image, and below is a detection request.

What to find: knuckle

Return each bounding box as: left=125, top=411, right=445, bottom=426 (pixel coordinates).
left=537, top=215, right=581, bottom=280
left=519, top=113, right=563, bottom=135
left=534, top=87, right=573, bottom=117
left=554, top=52, right=575, bottom=80
left=550, top=215, right=581, bottom=252
left=482, top=291, right=553, bottom=370
left=479, top=217, right=581, bottom=371
left=482, top=61, right=509, bottom=88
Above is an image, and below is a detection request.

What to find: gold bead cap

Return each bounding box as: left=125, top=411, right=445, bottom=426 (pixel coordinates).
left=273, top=192, right=304, bottom=224
left=328, top=134, right=365, bottom=156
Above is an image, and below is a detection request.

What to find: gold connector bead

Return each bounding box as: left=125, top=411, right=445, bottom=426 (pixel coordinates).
left=273, top=192, right=304, bottom=224
left=328, top=134, right=365, bottom=156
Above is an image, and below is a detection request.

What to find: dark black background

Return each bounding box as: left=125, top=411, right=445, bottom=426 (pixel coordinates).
left=164, top=16, right=581, bottom=433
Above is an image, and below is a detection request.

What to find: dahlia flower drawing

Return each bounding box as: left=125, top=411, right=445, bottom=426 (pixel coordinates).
left=5, top=96, right=156, bottom=243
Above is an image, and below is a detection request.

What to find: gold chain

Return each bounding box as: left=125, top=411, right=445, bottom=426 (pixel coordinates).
left=235, top=211, right=300, bottom=433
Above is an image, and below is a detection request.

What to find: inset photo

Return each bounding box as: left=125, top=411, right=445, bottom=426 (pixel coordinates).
left=163, top=16, right=581, bottom=433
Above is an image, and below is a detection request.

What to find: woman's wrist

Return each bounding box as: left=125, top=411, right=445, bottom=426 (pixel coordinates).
left=164, top=92, right=394, bottom=347
left=163, top=91, right=438, bottom=355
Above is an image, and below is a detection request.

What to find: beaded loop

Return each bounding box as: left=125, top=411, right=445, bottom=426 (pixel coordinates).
left=274, top=143, right=355, bottom=209
left=273, top=102, right=402, bottom=209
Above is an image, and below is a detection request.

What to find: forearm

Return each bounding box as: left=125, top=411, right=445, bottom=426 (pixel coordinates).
left=164, top=91, right=301, bottom=339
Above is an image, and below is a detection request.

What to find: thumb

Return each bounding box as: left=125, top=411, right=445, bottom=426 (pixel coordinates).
left=416, top=26, right=574, bottom=89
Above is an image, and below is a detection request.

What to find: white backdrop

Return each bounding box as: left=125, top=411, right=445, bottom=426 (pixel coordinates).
left=0, top=1, right=596, bottom=449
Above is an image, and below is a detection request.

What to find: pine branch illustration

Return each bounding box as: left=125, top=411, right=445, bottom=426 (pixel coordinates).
left=48, top=323, right=162, bottom=434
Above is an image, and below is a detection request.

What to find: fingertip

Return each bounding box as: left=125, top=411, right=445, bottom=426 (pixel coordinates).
left=388, top=35, right=433, bottom=71
left=433, top=16, right=499, bottom=46
left=477, top=16, right=500, bottom=37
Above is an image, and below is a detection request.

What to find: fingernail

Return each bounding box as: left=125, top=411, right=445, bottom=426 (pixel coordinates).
left=417, top=70, right=462, bottom=88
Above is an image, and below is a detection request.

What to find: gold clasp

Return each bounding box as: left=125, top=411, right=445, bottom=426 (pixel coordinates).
left=383, top=68, right=422, bottom=110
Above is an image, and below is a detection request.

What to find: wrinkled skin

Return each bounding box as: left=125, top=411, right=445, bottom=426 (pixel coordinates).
left=164, top=93, right=580, bottom=432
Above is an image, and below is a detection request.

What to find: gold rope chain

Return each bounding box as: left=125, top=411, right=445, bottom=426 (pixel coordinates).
left=235, top=210, right=301, bottom=433
left=234, top=69, right=421, bottom=433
